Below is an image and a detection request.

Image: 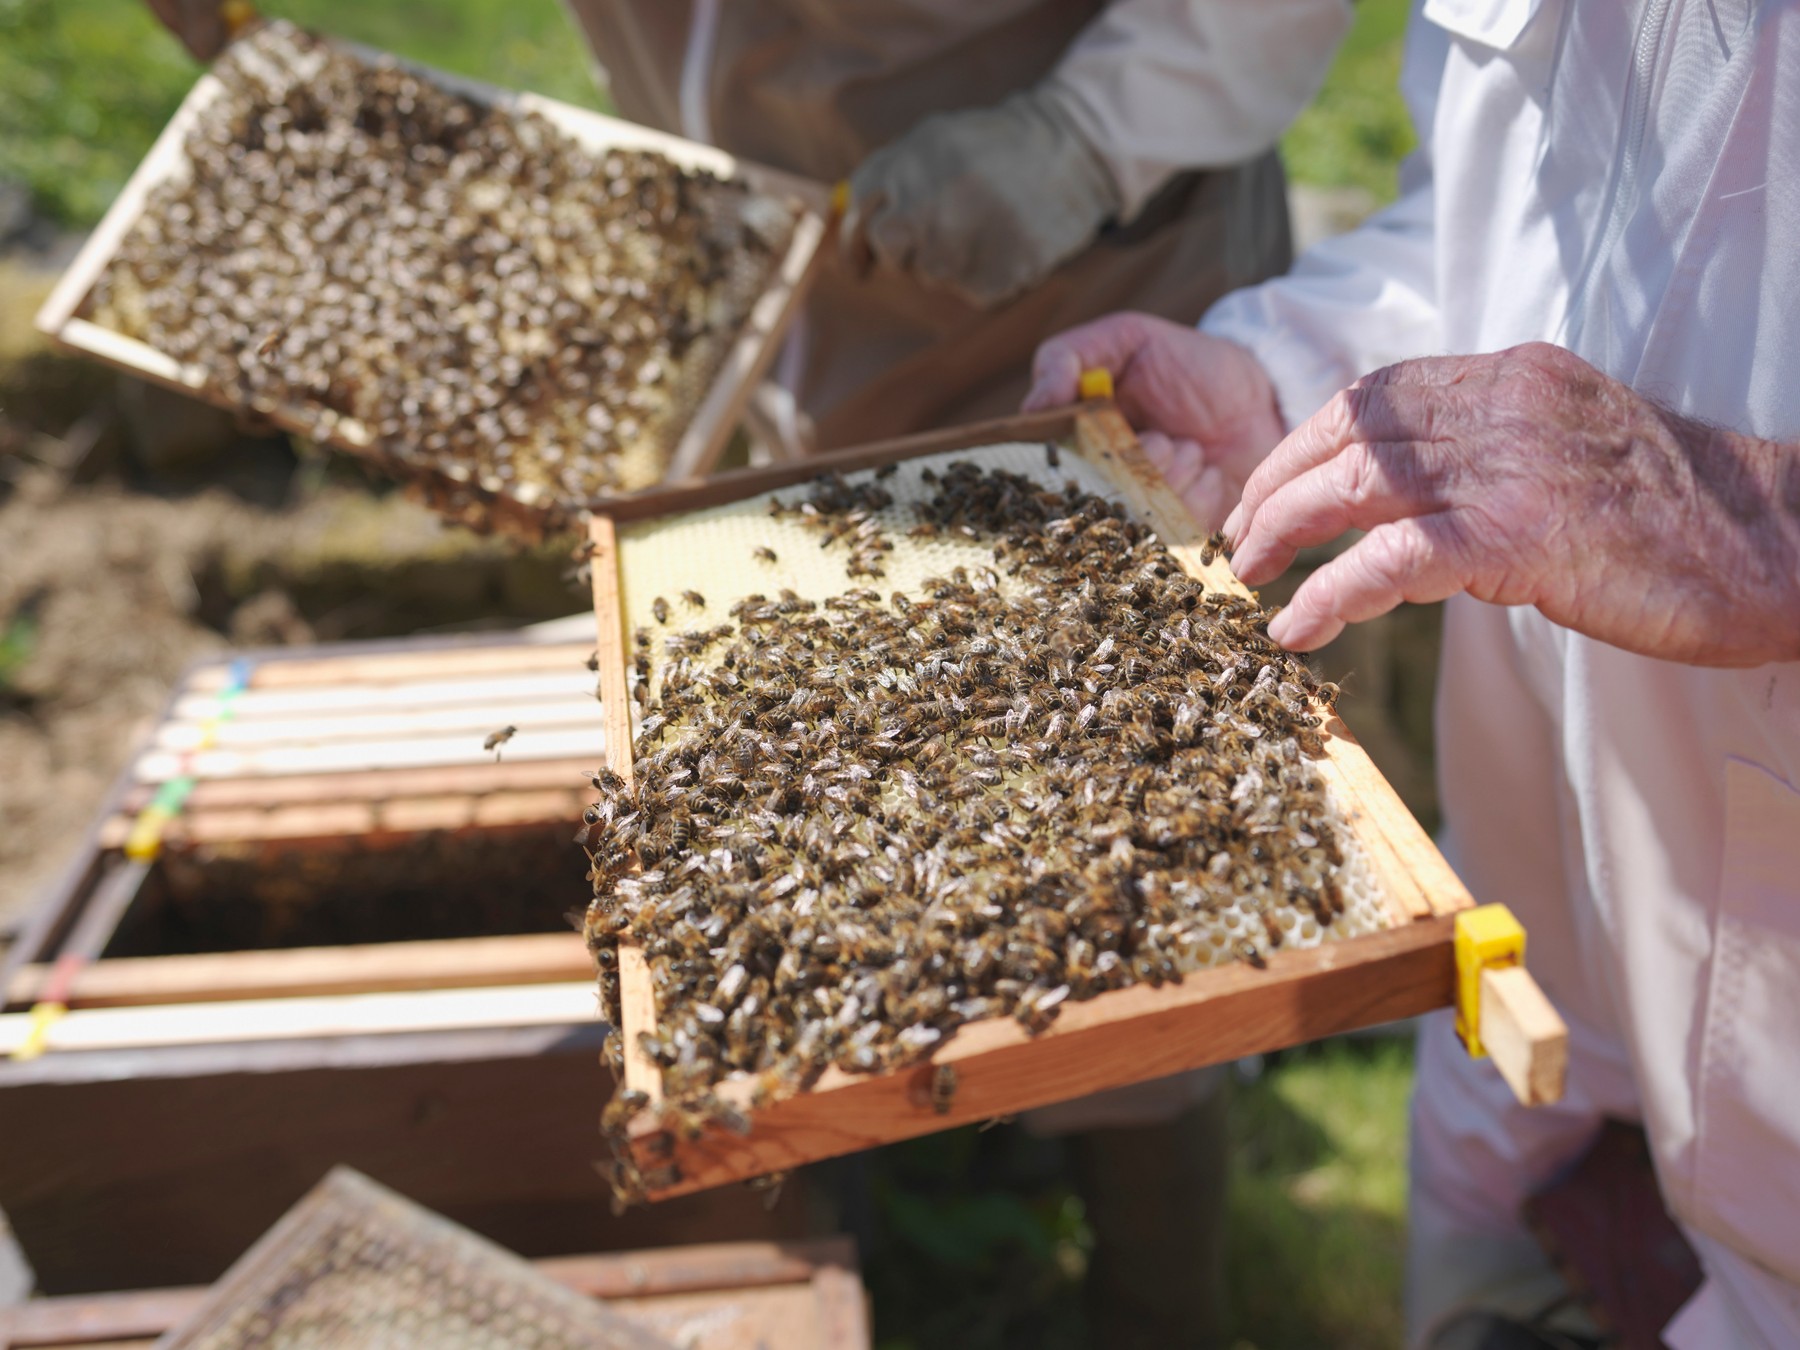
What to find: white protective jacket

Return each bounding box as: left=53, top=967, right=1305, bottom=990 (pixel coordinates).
left=1201, top=1, right=1800, bottom=1345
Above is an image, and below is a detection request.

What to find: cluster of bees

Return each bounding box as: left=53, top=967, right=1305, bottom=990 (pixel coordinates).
left=582, top=454, right=1358, bottom=1201
left=85, top=23, right=796, bottom=524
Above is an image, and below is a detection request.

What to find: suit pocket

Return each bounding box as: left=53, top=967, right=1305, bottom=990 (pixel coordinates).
left=1691, top=757, right=1800, bottom=1281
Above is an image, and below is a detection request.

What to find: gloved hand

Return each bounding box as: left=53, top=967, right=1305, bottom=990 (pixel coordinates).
left=142, top=0, right=254, bottom=62
left=841, top=87, right=1123, bottom=310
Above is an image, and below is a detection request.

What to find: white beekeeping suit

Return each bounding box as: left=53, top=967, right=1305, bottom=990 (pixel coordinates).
left=561, top=0, right=1350, bottom=448
left=1202, top=0, right=1800, bottom=1344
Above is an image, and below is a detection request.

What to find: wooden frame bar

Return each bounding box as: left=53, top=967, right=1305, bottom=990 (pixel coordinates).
left=34, top=24, right=831, bottom=538
left=586, top=403, right=1546, bottom=1200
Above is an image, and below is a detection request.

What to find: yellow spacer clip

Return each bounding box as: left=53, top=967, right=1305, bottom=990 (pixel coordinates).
left=124, top=804, right=175, bottom=864
left=1078, top=368, right=1114, bottom=401
left=12, top=1001, right=67, bottom=1062
left=1455, top=903, right=1526, bottom=1059
left=222, top=0, right=259, bottom=37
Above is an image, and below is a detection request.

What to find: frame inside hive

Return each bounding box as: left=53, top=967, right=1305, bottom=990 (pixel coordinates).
left=0, top=632, right=603, bottom=1039
left=586, top=403, right=1479, bottom=1201
left=32, top=25, right=829, bottom=540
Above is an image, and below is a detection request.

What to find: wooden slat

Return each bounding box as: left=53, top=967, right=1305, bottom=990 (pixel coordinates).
left=131, top=724, right=602, bottom=785
left=660, top=212, right=827, bottom=483
left=6, top=933, right=590, bottom=1011
left=98, top=787, right=584, bottom=849
left=113, top=759, right=597, bottom=813
left=537, top=1237, right=856, bottom=1300
left=0, top=1286, right=203, bottom=1348
left=171, top=670, right=595, bottom=721
left=628, top=916, right=1457, bottom=1198
left=0, top=983, right=599, bottom=1056
left=590, top=407, right=1085, bottom=525
left=152, top=697, right=604, bottom=751
left=33, top=77, right=223, bottom=335
left=587, top=515, right=665, bottom=1105
left=1314, top=719, right=1474, bottom=919
left=183, top=641, right=593, bottom=693
left=1481, top=965, right=1569, bottom=1107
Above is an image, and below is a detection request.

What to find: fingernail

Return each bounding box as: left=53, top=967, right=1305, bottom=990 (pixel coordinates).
left=1267, top=609, right=1299, bottom=648
left=1222, top=505, right=1244, bottom=543
left=1229, top=545, right=1267, bottom=587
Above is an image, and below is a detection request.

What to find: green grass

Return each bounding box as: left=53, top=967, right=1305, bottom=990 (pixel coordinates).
left=1223, top=1040, right=1414, bottom=1349
left=859, top=1038, right=1414, bottom=1348
left=1281, top=0, right=1417, bottom=203
left=0, top=0, right=601, bottom=226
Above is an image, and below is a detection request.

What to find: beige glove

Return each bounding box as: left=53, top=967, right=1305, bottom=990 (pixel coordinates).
left=143, top=0, right=255, bottom=62
left=841, top=88, right=1123, bottom=311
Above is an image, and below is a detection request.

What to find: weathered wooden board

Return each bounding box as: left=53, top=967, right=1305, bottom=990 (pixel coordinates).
left=0, top=1239, right=868, bottom=1350
left=586, top=403, right=1532, bottom=1200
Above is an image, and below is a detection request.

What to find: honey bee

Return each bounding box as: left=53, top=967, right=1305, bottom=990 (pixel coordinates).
left=930, top=1063, right=959, bottom=1115
left=652, top=597, right=671, bottom=625
left=483, top=725, right=516, bottom=759
left=587, top=459, right=1357, bottom=1195
left=682, top=589, right=706, bottom=609
left=753, top=545, right=778, bottom=564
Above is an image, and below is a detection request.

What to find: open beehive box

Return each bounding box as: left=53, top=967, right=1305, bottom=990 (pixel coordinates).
left=583, top=403, right=1564, bottom=1201
left=33, top=21, right=828, bottom=538
left=0, top=629, right=602, bottom=1049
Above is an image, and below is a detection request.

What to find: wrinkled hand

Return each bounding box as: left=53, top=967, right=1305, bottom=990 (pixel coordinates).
left=841, top=89, right=1121, bottom=310
left=1023, top=312, right=1285, bottom=529
left=1225, top=342, right=1800, bottom=665
left=143, top=0, right=247, bottom=62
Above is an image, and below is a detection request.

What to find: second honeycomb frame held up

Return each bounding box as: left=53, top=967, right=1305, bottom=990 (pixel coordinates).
left=34, top=21, right=828, bottom=540
left=584, top=404, right=1508, bottom=1203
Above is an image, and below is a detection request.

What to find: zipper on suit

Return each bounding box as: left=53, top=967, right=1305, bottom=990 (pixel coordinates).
left=1561, top=0, right=1676, bottom=347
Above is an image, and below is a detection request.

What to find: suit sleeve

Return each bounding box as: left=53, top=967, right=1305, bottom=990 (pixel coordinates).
left=1046, top=0, right=1353, bottom=220
left=1198, top=2, right=1448, bottom=427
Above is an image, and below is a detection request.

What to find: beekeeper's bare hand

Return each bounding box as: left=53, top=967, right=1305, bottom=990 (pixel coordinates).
left=143, top=0, right=244, bottom=62
left=841, top=89, right=1122, bottom=310
left=1226, top=341, right=1800, bottom=665
left=1023, top=312, right=1286, bottom=529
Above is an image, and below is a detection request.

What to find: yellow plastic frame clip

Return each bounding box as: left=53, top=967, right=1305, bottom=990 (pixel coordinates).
left=222, top=0, right=259, bottom=37
left=12, top=1001, right=66, bottom=1062
left=1078, top=368, right=1114, bottom=401
left=1454, top=903, right=1525, bottom=1059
